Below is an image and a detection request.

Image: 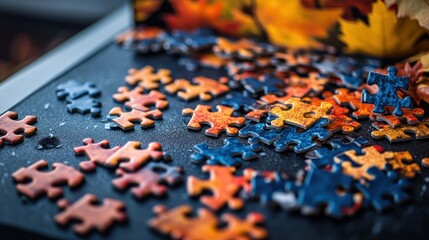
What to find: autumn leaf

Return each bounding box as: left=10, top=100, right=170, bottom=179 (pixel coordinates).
left=133, top=0, right=164, bottom=23
left=256, top=0, right=342, bottom=48
left=385, top=0, right=429, bottom=30
left=339, top=0, right=428, bottom=59
left=302, top=0, right=376, bottom=20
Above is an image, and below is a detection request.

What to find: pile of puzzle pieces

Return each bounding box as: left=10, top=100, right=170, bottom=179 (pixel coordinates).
left=1, top=25, right=428, bottom=238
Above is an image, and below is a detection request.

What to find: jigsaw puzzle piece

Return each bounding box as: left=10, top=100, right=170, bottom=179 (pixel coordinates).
left=125, top=66, right=172, bottom=89
left=165, top=76, right=229, bottom=101
left=388, top=151, right=421, bottom=179
left=108, top=107, right=163, bottom=130
left=243, top=75, right=285, bottom=96
left=74, top=138, right=121, bottom=172
left=113, top=87, right=168, bottom=111
left=221, top=91, right=258, bottom=111
left=238, top=123, right=281, bottom=145
left=66, top=96, right=102, bottom=117
left=371, top=121, right=429, bottom=142
left=213, top=38, right=264, bottom=59
left=56, top=79, right=101, bottom=100
left=0, top=111, right=37, bottom=146
left=373, top=107, right=425, bottom=128
left=333, top=88, right=373, bottom=119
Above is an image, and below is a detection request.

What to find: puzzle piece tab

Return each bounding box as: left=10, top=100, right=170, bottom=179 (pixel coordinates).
left=182, top=105, right=245, bottom=137
left=56, top=79, right=101, bottom=100
left=371, top=121, right=429, bottom=142
left=113, top=87, right=168, bottom=111
left=66, top=96, right=102, bottom=117
left=108, top=107, right=163, bottom=130
left=187, top=165, right=253, bottom=210
left=362, top=66, right=412, bottom=115
left=125, top=66, right=172, bottom=89
left=113, top=162, right=182, bottom=198
left=269, top=98, right=332, bottom=129
left=12, top=160, right=84, bottom=199
left=191, top=138, right=261, bottom=167
left=0, top=111, right=37, bottom=146
left=165, top=76, right=229, bottom=101
left=55, top=194, right=127, bottom=235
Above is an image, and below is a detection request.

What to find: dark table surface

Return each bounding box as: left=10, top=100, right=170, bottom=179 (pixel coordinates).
left=1, top=43, right=428, bottom=240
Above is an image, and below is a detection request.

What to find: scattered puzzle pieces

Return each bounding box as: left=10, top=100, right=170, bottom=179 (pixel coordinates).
left=125, top=66, right=172, bottom=89
left=113, top=87, right=168, bottom=111
left=191, top=138, right=261, bottom=167
left=74, top=138, right=121, bottom=171
left=269, top=98, right=332, bottom=129
left=55, top=194, right=127, bottom=235
left=113, top=162, right=182, bottom=198
left=187, top=165, right=253, bottom=210
left=149, top=205, right=267, bottom=240
left=356, top=167, right=410, bottom=212
left=371, top=121, right=429, bottom=142
left=165, top=76, right=229, bottom=101
left=108, top=107, right=163, bottom=130
left=182, top=105, right=245, bottom=137
left=12, top=160, right=84, bottom=199
left=362, top=66, right=412, bottom=116
left=56, top=80, right=101, bottom=100
left=0, top=111, right=37, bottom=147
left=66, top=96, right=102, bottom=117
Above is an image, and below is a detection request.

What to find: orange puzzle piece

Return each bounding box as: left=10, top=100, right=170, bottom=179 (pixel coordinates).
left=182, top=105, right=245, bottom=137
left=165, top=76, right=229, bottom=101
left=388, top=151, right=421, bottom=179
left=125, top=65, right=172, bottom=89
left=55, top=194, right=127, bottom=235
left=187, top=165, right=254, bottom=210
left=333, top=88, right=374, bottom=119
left=149, top=205, right=267, bottom=240
left=108, top=107, right=163, bottom=130
left=372, top=107, right=424, bottom=128
left=74, top=138, right=121, bottom=172
left=269, top=98, right=332, bottom=129
left=0, top=111, right=37, bottom=147
left=213, top=38, right=264, bottom=59
left=113, top=87, right=169, bottom=111
left=12, top=160, right=84, bottom=199
left=371, top=121, right=429, bottom=142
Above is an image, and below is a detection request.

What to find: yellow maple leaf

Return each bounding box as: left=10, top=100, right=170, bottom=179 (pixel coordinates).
left=256, top=0, right=342, bottom=48
left=385, top=0, right=429, bottom=30
left=339, top=0, right=428, bottom=59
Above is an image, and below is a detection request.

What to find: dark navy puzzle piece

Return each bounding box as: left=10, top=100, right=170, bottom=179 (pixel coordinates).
left=56, top=79, right=101, bottom=100
left=66, top=96, right=102, bottom=117
left=356, top=167, right=410, bottom=212
left=362, top=66, right=411, bottom=116
left=178, top=57, right=199, bottom=72
left=161, top=28, right=216, bottom=54
left=239, top=123, right=281, bottom=145
left=298, top=165, right=356, bottom=218
left=273, top=118, right=331, bottom=153
left=249, top=173, right=289, bottom=206
left=243, top=75, right=285, bottom=96
left=221, top=91, right=258, bottom=112
left=191, top=138, right=261, bottom=167
left=307, top=136, right=369, bottom=168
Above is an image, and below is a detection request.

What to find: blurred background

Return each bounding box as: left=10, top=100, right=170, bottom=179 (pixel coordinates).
left=0, top=0, right=124, bottom=82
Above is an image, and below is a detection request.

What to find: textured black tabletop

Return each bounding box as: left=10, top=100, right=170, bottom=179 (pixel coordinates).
left=0, top=43, right=428, bottom=240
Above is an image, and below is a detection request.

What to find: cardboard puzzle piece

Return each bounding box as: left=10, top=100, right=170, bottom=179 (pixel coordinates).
left=239, top=123, right=281, bottom=145
left=245, top=108, right=269, bottom=122
left=373, top=107, right=424, bottom=128
left=242, top=75, right=286, bottom=96
left=56, top=79, right=101, bottom=100
left=125, top=66, right=172, bottom=89
left=371, top=121, right=429, bottom=142
left=108, top=107, right=163, bottom=130
left=0, top=111, right=37, bottom=147
left=112, top=162, right=182, bottom=198
left=66, top=96, right=102, bottom=117
left=333, top=88, right=373, bottom=119
left=187, top=165, right=253, bottom=210
left=74, top=138, right=121, bottom=172
left=106, top=141, right=164, bottom=171
left=287, top=73, right=328, bottom=95
left=271, top=51, right=312, bottom=72
left=307, top=137, right=369, bottom=168
left=388, top=151, right=420, bottom=179
left=12, top=160, right=84, bottom=199
left=221, top=91, right=258, bottom=111
left=298, top=165, right=361, bottom=218
left=362, top=66, right=412, bottom=116
left=269, top=98, right=332, bottom=129
left=356, top=167, right=410, bottom=212
left=116, top=26, right=164, bottom=53
left=213, top=38, right=264, bottom=59
left=55, top=194, right=127, bottom=235
left=113, top=87, right=168, bottom=111
left=165, top=76, right=229, bottom=101
left=182, top=105, right=245, bottom=137
left=273, top=118, right=332, bottom=153
left=335, top=146, right=394, bottom=180
left=248, top=173, right=292, bottom=207
left=149, top=205, right=267, bottom=240
left=191, top=138, right=261, bottom=167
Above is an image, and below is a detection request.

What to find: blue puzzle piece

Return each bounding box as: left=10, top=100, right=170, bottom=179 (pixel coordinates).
left=238, top=123, right=281, bottom=145
left=298, top=164, right=356, bottom=218
left=307, top=136, right=369, bottom=168
left=362, top=66, right=412, bottom=116
left=356, top=167, right=410, bottom=212
left=191, top=138, right=262, bottom=167
left=161, top=28, right=216, bottom=54
left=243, top=74, right=285, bottom=96
left=221, top=91, right=258, bottom=111
left=178, top=57, right=199, bottom=72
left=249, top=173, right=289, bottom=205
left=66, top=96, right=102, bottom=117
left=273, top=118, right=331, bottom=153
left=56, top=80, right=101, bottom=100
